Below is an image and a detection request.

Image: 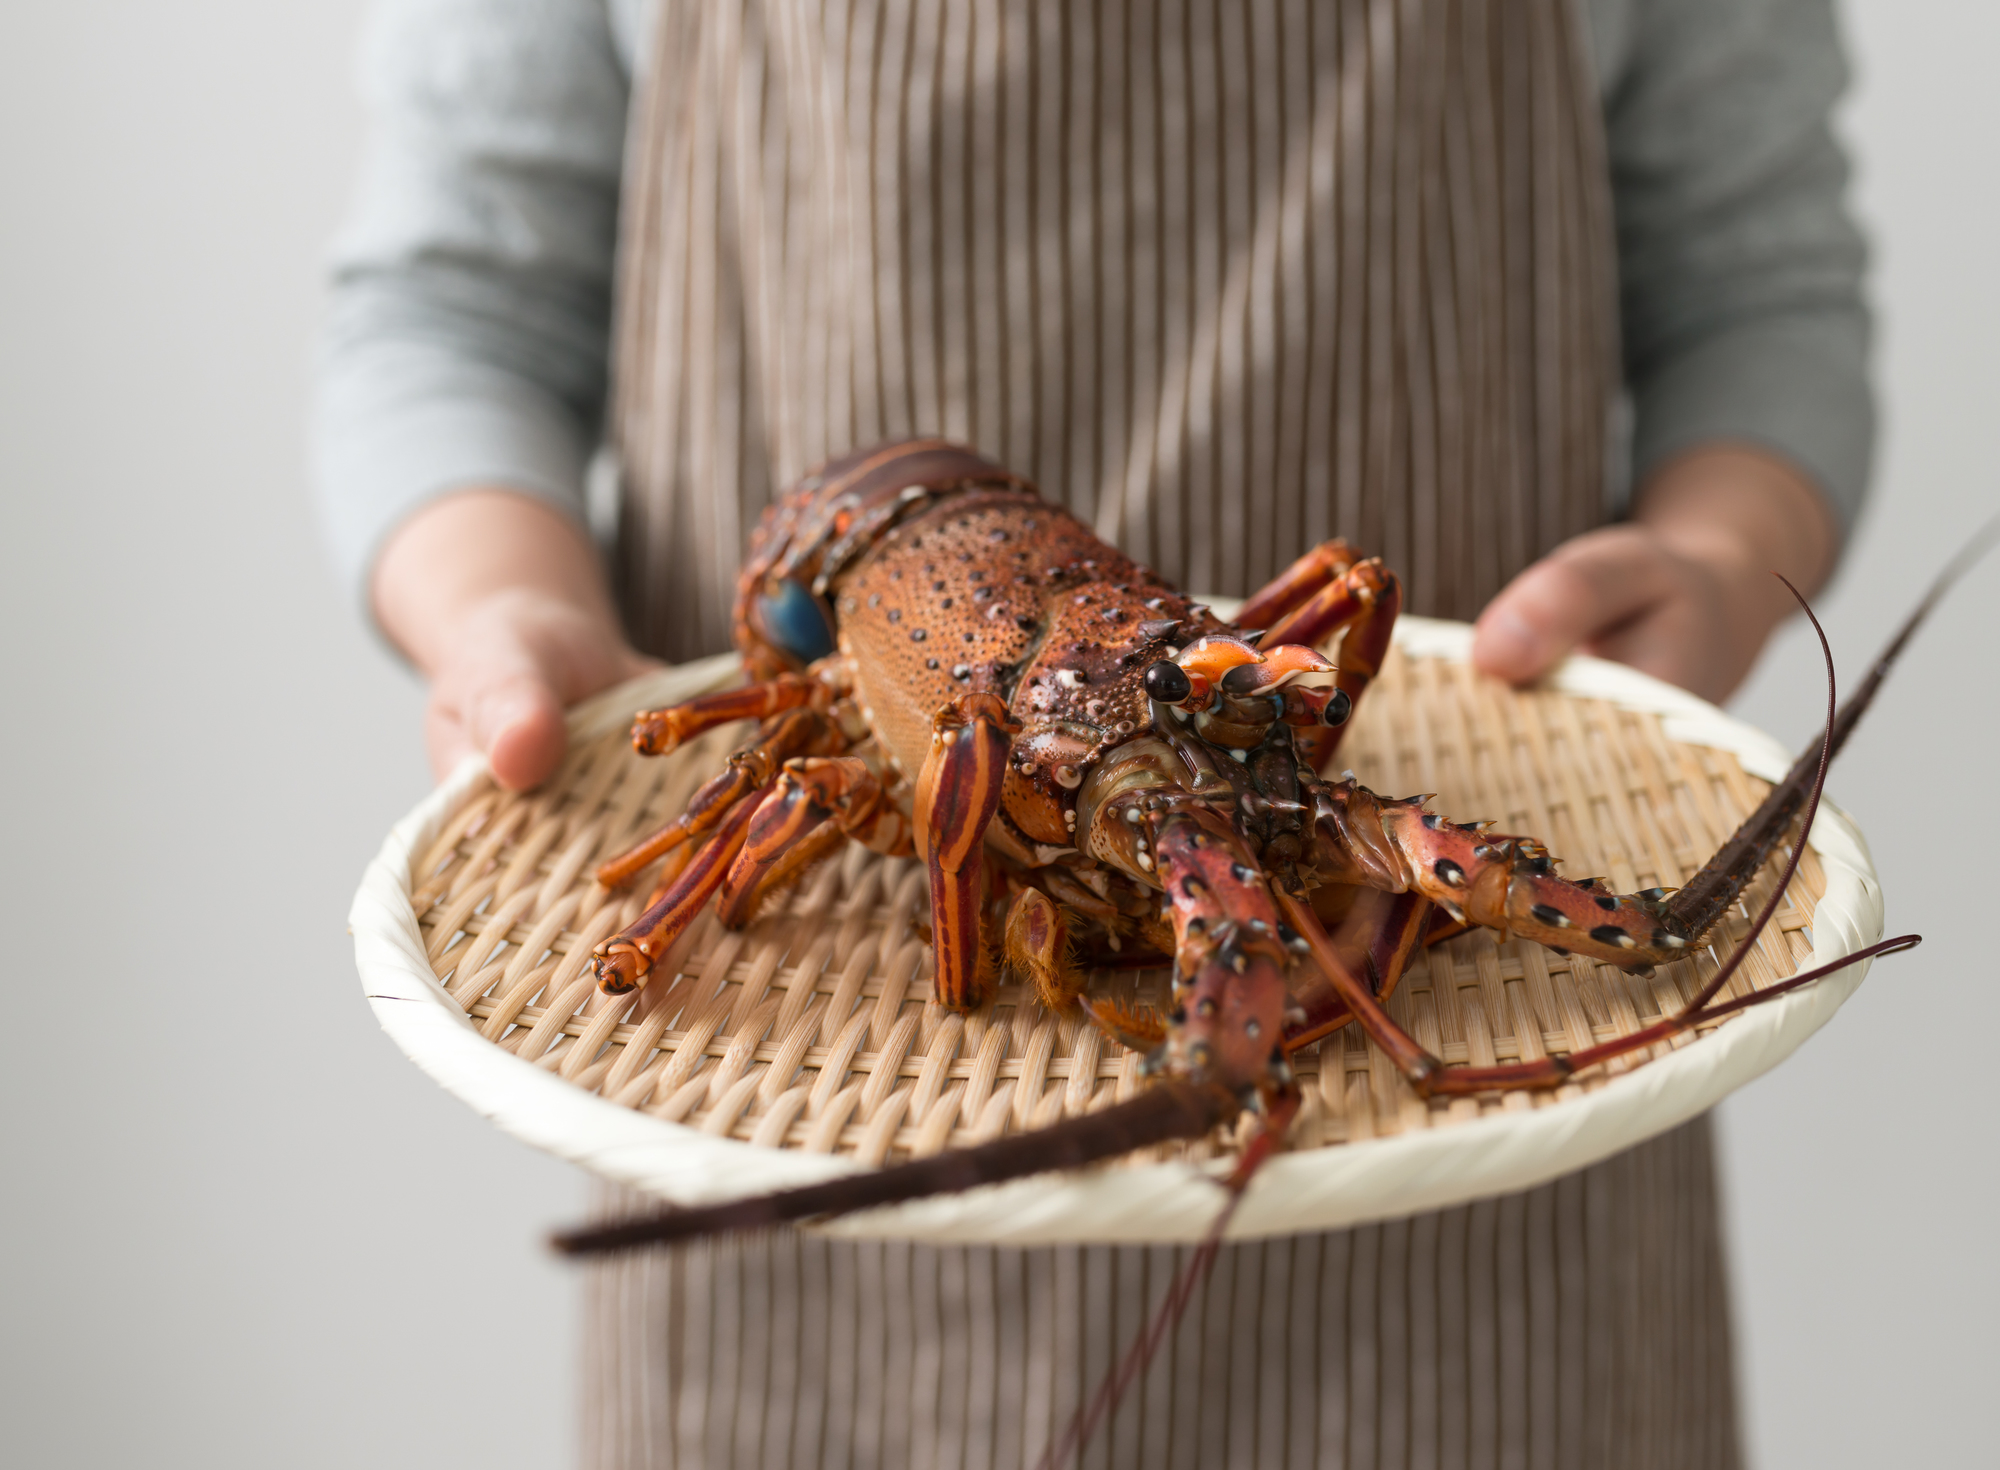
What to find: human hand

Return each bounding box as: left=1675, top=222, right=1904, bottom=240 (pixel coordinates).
left=373, top=490, right=657, bottom=790
left=420, top=588, right=655, bottom=788
left=1471, top=447, right=1839, bottom=704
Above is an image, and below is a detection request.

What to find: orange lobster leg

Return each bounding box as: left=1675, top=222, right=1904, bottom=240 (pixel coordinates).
left=716, top=757, right=904, bottom=927
left=591, top=789, right=771, bottom=994
left=628, top=671, right=823, bottom=756
left=595, top=706, right=846, bottom=888
left=1234, top=537, right=1363, bottom=632
left=914, top=692, right=1018, bottom=1009
left=1267, top=559, right=1401, bottom=766
left=1282, top=887, right=1432, bottom=1051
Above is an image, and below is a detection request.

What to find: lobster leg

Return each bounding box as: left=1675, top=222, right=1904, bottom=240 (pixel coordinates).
left=914, top=692, right=1019, bottom=1009
left=1234, top=537, right=1364, bottom=632
left=1266, top=559, right=1401, bottom=766
left=1282, top=887, right=1432, bottom=1051
left=628, top=671, right=826, bottom=755
left=595, top=705, right=849, bottom=888
left=590, top=789, right=772, bottom=994
left=715, top=757, right=906, bottom=927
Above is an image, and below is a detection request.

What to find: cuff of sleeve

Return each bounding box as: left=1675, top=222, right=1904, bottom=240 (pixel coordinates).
left=1628, top=315, right=1875, bottom=546
left=311, top=350, right=595, bottom=635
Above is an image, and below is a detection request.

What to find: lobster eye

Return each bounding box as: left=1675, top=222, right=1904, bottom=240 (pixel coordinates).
left=1323, top=688, right=1353, bottom=726
left=1143, top=660, right=1192, bottom=703
left=755, top=579, right=837, bottom=664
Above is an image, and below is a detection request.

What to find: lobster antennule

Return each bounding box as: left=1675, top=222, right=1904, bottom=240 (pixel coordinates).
left=549, top=1080, right=1231, bottom=1256
left=1668, top=527, right=1998, bottom=938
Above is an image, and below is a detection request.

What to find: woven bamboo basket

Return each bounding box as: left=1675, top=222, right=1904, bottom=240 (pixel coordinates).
left=350, top=617, right=1883, bottom=1243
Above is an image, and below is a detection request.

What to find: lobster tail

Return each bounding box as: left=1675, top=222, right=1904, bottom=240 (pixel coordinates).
left=550, top=1079, right=1231, bottom=1256
left=1668, top=526, right=1998, bottom=938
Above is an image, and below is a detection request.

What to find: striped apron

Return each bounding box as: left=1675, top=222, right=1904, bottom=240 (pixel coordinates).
left=610, top=0, right=1619, bottom=661
left=595, top=1, right=1737, bottom=1465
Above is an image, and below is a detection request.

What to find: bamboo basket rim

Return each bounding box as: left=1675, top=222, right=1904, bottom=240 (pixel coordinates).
left=349, top=616, right=1882, bottom=1243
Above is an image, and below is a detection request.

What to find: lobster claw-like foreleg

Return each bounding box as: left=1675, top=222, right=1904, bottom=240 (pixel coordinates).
left=914, top=692, right=1018, bottom=1010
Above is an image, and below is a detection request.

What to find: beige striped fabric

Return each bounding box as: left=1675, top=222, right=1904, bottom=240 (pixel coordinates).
left=591, top=2, right=1729, bottom=1465
left=582, top=1115, right=1736, bottom=1470
left=609, top=0, right=1620, bottom=662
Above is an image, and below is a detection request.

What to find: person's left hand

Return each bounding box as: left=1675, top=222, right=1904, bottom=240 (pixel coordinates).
left=1471, top=446, right=1839, bottom=705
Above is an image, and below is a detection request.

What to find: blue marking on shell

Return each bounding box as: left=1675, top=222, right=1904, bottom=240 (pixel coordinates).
left=758, top=579, right=837, bottom=664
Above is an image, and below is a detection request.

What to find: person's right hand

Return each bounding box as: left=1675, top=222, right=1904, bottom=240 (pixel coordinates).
left=372, top=489, right=657, bottom=791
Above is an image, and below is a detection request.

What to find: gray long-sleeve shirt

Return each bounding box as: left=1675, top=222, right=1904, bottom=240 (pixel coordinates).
left=313, top=0, right=1872, bottom=612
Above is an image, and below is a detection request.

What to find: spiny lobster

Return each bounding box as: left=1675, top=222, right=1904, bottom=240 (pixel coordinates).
left=553, top=439, right=1967, bottom=1456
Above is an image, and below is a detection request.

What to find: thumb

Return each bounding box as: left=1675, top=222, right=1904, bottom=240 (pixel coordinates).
left=426, top=592, right=655, bottom=791
left=1472, top=528, right=1673, bottom=686
left=465, top=666, right=570, bottom=791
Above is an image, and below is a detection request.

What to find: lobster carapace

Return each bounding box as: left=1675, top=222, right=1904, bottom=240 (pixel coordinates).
left=570, top=438, right=1935, bottom=1252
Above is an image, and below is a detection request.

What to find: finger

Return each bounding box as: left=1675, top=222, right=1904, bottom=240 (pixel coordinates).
left=466, top=670, right=569, bottom=791
left=1472, top=530, right=1678, bottom=686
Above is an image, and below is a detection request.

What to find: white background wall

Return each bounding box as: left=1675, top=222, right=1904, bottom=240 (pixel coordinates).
left=0, top=3, right=1991, bottom=1466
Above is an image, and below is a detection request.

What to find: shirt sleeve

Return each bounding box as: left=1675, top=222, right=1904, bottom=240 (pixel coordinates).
left=311, top=0, right=629, bottom=617
left=1604, top=0, right=1873, bottom=539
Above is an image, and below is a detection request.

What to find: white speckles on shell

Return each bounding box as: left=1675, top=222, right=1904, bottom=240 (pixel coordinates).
left=1055, top=669, right=1086, bottom=688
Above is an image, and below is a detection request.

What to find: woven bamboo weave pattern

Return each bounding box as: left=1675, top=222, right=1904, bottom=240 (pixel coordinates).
left=410, top=644, right=1822, bottom=1167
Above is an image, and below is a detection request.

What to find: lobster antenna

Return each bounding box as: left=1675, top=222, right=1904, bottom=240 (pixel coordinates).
left=1686, top=575, right=1834, bottom=1014
left=550, top=1081, right=1225, bottom=1256
left=1669, top=519, right=2000, bottom=938
left=1031, top=1180, right=1248, bottom=1470
left=1820, top=508, right=2000, bottom=765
